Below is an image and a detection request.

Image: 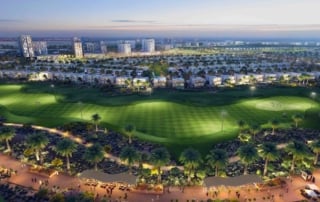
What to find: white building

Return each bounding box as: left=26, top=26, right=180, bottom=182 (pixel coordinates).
left=206, top=76, right=222, bottom=86
left=100, top=41, right=107, bottom=54
left=141, top=39, right=155, bottom=53
left=190, top=77, right=206, bottom=88
left=73, top=37, right=83, bottom=58
left=118, top=42, right=131, bottom=55
left=133, top=77, right=149, bottom=87
left=153, top=76, right=167, bottom=88
left=32, top=41, right=48, bottom=56
left=19, top=35, right=35, bottom=58
left=171, top=78, right=185, bottom=88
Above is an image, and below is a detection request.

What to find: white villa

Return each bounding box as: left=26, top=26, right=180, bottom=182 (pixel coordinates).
left=171, top=78, right=185, bottom=89
left=189, top=77, right=206, bottom=88
left=206, top=75, right=222, bottom=86
left=153, top=76, right=167, bottom=88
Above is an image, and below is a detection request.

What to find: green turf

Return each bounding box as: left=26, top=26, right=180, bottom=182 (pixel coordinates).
left=0, top=83, right=319, bottom=156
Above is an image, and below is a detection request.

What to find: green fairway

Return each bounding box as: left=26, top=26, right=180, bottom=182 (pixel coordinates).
left=0, top=83, right=319, bottom=155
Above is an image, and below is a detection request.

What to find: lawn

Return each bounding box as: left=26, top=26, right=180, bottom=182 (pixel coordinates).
left=0, top=83, right=319, bottom=156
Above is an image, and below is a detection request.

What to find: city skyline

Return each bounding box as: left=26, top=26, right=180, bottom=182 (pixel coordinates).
left=1, top=0, right=320, bottom=38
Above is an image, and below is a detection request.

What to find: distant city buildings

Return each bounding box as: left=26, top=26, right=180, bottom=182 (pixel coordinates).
left=141, top=39, right=155, bottom=52
left=19, top=35, right=35, bottom=58
left=73, top=37, right=83, bottom=58
left=117, top=42, right=131, bottom=54
left=100, top=41, right=108, bottom=54
left=32, top=41, right=48, bottom=56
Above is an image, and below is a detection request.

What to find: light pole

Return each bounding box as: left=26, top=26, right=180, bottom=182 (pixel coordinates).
left=250, top=86, right=256, bottom=97
left=311, top=92, right=316, bottom=100
left=220, top=110, right=228, bottom=132
left=78, top=101, right=83, bottom=119
left=50, top=84, right=56, bottom=100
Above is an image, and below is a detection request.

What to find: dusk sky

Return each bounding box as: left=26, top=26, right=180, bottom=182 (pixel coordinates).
left=1, top=0, right=320, bottom=38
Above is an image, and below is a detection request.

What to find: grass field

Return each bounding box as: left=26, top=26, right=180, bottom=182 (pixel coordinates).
left=0, top=83, right=319, bottom=156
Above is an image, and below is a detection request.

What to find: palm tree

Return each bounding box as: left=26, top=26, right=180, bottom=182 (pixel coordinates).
left=258, top=142, right=279, bottom=176
left=237, top=120, right=246, bottom=134
left=83, top=144, right=105, bottom=171
left=0, top=127, right=15, bottom=152
left=310, top=140, right=320, bottom=165
left=270, top=119, right=279, bottom=135
left=26, top=133, right=49, bottom=164
left=292, top=114, right=303, bottom=128
left=206, top=149, right=228, bottom=177
left=237, top=144, right=259, bottom=175
left=125, top=124, right=135, bottom=144
left=91, top=113, right=101, bottom=132
left=249, top=123, right=261, bottom=140
left=55, top=139, right=77, bottom=171
left=150, top=148, right=170, bottom=183
left=286, top=141, right=310, bottom=172
left=120, top=146, right=139, bottom=174
left=179, top=148, right=202, bottom=183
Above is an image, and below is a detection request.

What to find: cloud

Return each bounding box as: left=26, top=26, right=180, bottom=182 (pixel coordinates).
left=111, top=19, right=156, bottom=23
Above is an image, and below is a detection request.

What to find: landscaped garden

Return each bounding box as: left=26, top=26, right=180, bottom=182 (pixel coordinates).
left=0, top=82, right=319, bottom=156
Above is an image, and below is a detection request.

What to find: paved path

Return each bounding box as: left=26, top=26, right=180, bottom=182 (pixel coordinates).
left=0, top=151, right=310, bottom=202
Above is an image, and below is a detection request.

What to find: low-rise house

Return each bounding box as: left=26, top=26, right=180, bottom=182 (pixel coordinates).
left=133, top=77, right=149, bottom=87
left=171, top=77, right=185, bottom=89
left=190, top=76, right=206, bottom=88
left=153, top=76, right=167, bottom=88
left=116, top=76, right=131, bottom=87
left=206, top=75, right=222, bottom=86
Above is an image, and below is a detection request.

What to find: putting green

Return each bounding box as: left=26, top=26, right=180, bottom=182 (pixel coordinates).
left=0, top=83, right=319, bottom=155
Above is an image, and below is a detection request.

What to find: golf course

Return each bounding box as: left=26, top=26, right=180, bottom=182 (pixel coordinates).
left=0, top=83, right=319, bottom=155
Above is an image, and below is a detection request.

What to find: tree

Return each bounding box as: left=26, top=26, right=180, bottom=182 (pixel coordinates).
left=26, top=133, right=49, bottom=164
left=91, top=113, right=101, bottom=132
left=150, top=148, right=170, bottom=183
left=249, top=123, right=261, bottom=140
left=237, top=120, right=246, bottom=134
left=270, top=119, right=279, bottom=135
left=286, top=141, right=310, bottom=172
left=179, top=148, right=203, bottom=183
left=83, top=144, right=105, bottom=171
left=125, top=124, right=135, bottom=144
left=292, top=114, right=303, bottom=128
left=120, top=146, right=139, bottom=174
left=55, top=139, right=77, bottom=171
left=258, top=142, right=279, bottom=176
left=0, top=127, right=15, bottom=152
left=310, top=140, right=320, bottom=165
left=206, top=149, right=228, bottom=177
left=237, top=144, right=259, bottom=175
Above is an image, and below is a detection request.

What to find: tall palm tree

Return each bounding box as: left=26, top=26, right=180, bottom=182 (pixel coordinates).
left=249, top=123, right=261, bottom=140
left=0, top=127, right=15, bottom=152
left=310, top=140, right=320, bottom=165
left=286, top=141, right=310, bottom=172
left=55, top=139, right=77, bottom=171
left=179, top=148, right=202, bottom=183
left=91, top=113, right=101, bottom=132
left=125, top=124, right=135, bottom=144
left=237, top=120, right=246, bottom=134
left=258, top=142, right=279, bottom=176
left=292, top=114, right=303, bottom=128
left=237, top=144, right=259, bottom=175
left=83, top=144, right=105, bottom=171
left=206, top=149, right=228, bottom=177
left=150, top=148, right=170, bottom=183
left=120, top=146, right=139, bottom=174
left=26, top=133, right=49, bottom=164
left=270, top=119, right=279, bottom=135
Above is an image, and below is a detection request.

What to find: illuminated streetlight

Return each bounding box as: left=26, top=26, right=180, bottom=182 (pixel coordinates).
left=220, top=110, right=228, bottom=132
left=250, top=86, right=256, bottom=96
left=50, top=84, right=57, bottom=100
left=311, top=92, right=316, bottom=100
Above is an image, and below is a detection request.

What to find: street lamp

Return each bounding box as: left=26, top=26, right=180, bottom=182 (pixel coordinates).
left=250, top=86, right=256, bottom=96
left=78, top=101, right=83, bottom=119
left=220, top=110, right=228, bottom=132
left=311, top=92, right=316, bottom=100
left=50, top=84, right=56, bottom=100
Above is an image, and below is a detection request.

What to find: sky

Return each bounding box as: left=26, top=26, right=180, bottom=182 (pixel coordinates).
left=1, top=0, right=320, bottom=38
